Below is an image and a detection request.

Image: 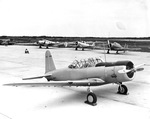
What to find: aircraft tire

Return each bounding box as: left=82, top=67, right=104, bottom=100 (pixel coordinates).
left=107, top=50, right=110, bottom=54
left=118, top=85, right=128, bottom=94
left=87, top=92, right=97, bottom=104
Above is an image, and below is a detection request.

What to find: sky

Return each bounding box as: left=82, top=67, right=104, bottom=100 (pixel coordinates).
left=0, top=0, right=150, bottom=37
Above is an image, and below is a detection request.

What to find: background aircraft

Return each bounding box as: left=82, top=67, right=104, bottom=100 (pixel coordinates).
left=0, top=39, right=15, bottom=45
left=37, top=39, right=68, bottom=48
left=106, top=40, right=141, bottom=54
left=75, top=41, right=95, bottom=51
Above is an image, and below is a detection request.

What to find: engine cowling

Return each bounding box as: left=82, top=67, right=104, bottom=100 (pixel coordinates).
left=96, top=61, right=135, bottom=83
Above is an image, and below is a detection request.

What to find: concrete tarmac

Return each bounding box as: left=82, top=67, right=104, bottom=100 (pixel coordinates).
left=0, top=45, right=150, bottom=119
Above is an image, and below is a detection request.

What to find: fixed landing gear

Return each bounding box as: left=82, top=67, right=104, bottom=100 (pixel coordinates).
left=107, top=49, right=110, bottom=54
left=117, top=84, right=128, bottom=95
left=85, top=87, right=97, bottom=106
left=84, top=84, right=128, bottom=106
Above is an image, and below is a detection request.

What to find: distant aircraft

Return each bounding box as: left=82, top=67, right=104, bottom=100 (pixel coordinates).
left=37, top=39, right=67, bottom=48
left=106, top=40, right=141, bottom=54
left=5, top=50, right=144, bottom=106
left=75, top=41, right=95, bottom=51
left=0, top=39, right=15, bottom=45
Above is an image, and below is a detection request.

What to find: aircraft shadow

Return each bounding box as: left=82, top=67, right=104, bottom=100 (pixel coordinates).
left=99, top=52, right=136, bottom=56
left=36, top=86, right=118, bottom=109
left=36, top=91, right=86, bottom=109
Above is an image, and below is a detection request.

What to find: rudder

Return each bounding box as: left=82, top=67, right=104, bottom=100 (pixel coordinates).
left=45, top=50, right=56, bottom=73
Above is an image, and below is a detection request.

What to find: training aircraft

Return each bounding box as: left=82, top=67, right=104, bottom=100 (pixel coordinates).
left=0, top=39, right=15, bottom=45
left=37, top=39, right=67, bottom=48
left=5, top=50, right=145, bottom=105
left=106, top=40, right=141, bottom=54
left=75, top=41, right=95, bottom=51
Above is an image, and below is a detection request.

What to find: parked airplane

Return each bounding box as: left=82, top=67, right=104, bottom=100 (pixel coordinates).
left=5, top=50, right=144, bottom=106
left=106, top=40, right=141, bottom=54
left=75, top=41, right=95, bottom=51
left=37, top=39, right=67, bottom=48
left=0, top=39, right=15, bottom=45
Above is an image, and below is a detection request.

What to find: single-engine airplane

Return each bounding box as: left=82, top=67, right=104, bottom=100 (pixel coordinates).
left=106, top=40, right=141, bottom=54
left=37, top=39, right=67, bottom=48
left=0, top=39, right=15, bottom=45
left=75, top=41, right=95, bottom=51
left=5, top=50, right=144, bottom=106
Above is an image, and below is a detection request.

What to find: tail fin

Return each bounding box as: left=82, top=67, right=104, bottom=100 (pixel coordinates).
left=64, top=42, right=68, bottom=47
left=92, top=42, right=95, bottom=46
left=124, top=43, right=128, bottom=49
left=45, top=50, right=56, bottom=73
left=124, top=43, right=126, bottom=48
left=107, top=40, right=111, bottom=48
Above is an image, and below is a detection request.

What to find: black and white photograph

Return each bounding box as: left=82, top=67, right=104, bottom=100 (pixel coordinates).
left=0, top=0, right=150, bottom=119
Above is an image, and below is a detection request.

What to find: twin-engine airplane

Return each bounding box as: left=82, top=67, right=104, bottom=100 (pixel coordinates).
left=5, top=51, right=144, bottom=106
left=106, top=40, right=141, bottom=54
left=75, top=41, right=95, bottom=51
left=37, top=39, right=67, bottom=48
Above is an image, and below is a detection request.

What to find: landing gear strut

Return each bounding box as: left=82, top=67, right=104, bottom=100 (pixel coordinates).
left=117, top=84, right=128, bottom=95
left=85, top=87, right=97, bottom=106
left=107, top=49, right=110, bottom=54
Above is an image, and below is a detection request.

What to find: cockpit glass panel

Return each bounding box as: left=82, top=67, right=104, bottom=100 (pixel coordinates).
left=68, top=57, right=103, bottom=69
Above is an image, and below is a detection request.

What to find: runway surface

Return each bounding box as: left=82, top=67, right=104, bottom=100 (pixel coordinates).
left=0, top=45, right=150, bottom=119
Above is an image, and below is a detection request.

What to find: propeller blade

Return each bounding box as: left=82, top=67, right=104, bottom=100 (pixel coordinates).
left=118, top=63, right=145, bottom=74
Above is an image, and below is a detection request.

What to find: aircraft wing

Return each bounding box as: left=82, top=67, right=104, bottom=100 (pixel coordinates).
left=124, top=48, right=141, bottom=51
left=112, top=47, right=141, bottom=51
left=4, top=79, right=108, bottom=87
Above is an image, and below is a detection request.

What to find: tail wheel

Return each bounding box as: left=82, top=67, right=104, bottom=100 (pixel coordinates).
left=118, top=85, right=128, bottom=94
left=87, top=92, right=97, bottom=104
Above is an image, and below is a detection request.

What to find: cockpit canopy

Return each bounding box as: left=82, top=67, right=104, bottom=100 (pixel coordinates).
left=68, top=57, right=103, bottom=69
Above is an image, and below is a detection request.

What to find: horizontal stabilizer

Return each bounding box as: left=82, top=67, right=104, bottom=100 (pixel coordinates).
left=22, top=74, right=52, bottom=80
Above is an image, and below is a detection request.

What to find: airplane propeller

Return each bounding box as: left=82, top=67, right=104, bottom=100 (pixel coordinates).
left=118, top=63, right=145, bottom=74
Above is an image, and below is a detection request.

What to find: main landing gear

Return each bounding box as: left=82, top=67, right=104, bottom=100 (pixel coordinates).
left=85, top=87, right=97, bottom=106
left=85, top=84, right=128, bottom=106
left=117, top=84, right=128, bottom=95
left=107, top=49, right=110, bottom=54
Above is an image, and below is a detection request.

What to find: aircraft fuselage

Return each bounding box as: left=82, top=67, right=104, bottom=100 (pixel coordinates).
left=46, top=65, right=134, bottom=83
